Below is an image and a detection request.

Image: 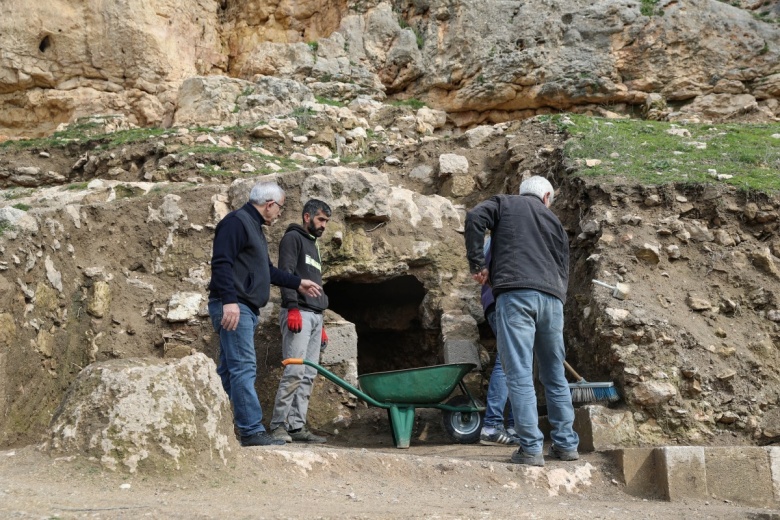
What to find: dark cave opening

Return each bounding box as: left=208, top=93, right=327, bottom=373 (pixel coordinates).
left=324, top=275, right=439, bottom=375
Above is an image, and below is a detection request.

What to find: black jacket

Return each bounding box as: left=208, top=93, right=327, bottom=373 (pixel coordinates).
left=279, top=223, right=329, bottom=312
left=208, top=203, right=301, bottom=314
left=464, top=194, right=569, bottom=304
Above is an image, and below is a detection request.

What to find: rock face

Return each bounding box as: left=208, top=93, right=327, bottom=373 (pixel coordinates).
left=1, top=0, right=779, bottom=136
left=48, top=353, right=235, bottom=473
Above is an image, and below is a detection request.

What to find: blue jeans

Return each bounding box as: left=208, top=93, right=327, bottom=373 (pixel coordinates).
left=484, top=309, right=514, bottom=429
left=496, top=289, right=578, bottom=454
left=209, top=300, right=264, bottom=437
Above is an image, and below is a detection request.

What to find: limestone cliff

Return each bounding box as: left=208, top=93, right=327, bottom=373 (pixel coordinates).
left=1, top=0, right=778, bottom=137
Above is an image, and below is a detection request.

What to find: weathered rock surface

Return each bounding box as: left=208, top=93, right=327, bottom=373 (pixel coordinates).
left=1, top=0, right=779, bottom=135
left=48, top=353, right=234, bottom=473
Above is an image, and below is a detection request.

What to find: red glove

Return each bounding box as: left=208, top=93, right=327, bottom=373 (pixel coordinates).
left=321, top=327, right=328, bottom=350
left=287, top=308, right=302, bottom=333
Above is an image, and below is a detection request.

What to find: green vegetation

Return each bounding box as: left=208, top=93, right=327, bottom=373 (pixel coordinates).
left=640, top=0, right=659, bottom=16
left=99, top=127, right=167, bottom=147
left=308, top=41, right=319, bottom=52
left=556, top=114, right=780, bottom=192
left=390, top=98, right=427, bottom=110
left=0, top=221, right=13, bottom=237
left=1, top=188, right=32, bottom=200
left=65, top=182, right=90, bottom=190
left=2, top=120, right=167, bottom=151
left=12, top=203, right=30, bottom=211
left=315, top=95, right=346, bottom=107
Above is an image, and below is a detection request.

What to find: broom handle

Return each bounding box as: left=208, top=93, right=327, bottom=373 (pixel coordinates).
left=563, top=360, right=585, bottom=382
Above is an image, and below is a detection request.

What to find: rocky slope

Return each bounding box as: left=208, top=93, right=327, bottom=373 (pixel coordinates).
left=0, top=88, right=779, bottom=454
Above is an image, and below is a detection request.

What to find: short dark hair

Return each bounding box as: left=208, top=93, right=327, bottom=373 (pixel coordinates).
left=302, top=199, right=331, bottom=220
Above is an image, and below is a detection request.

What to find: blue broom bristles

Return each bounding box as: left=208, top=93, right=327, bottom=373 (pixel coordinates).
left=569, top=381, right=620, bottom=404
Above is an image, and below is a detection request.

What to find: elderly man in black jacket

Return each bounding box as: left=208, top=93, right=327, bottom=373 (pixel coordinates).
left=464, top=176, right=578, bottom=467
left=207, top=181, right=322, bottom=447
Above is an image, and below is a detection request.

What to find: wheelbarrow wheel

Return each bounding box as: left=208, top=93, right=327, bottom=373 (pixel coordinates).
left=441, top=395, right=483, bottom=444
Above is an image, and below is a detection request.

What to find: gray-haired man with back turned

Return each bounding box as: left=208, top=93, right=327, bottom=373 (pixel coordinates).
left=464, top=176, right=579, bottom=466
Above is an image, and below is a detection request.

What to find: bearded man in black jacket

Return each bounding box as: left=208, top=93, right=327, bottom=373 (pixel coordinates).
left=270, top=199, right=332, bottom=443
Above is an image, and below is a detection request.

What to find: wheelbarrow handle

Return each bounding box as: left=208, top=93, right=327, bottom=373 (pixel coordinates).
left=281, top=358, right=387, bottom=409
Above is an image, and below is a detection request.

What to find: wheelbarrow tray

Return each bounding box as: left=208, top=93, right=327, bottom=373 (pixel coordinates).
left=358, top=363, right=476, bottom=405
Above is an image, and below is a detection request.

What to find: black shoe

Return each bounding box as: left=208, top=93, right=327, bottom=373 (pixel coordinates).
left=240, top=431, right=285, bottom=447
left=288, top=426, right=327, bottom=443
left=548, top=443, right=579, bottom=461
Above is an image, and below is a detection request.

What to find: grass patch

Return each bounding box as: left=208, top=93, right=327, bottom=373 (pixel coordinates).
left=0, top=222, right=13, bottom=237
left=641, top=0, right=659, bottom=16
left=315, top=96, right=345, bottom=107
left=558, top=114, right=780, bottom=193
left=100, top=127, right=167, bottom=147
left=12, top=203, right=30, bottom=211
left=390, top=98, right=427, bottom=110
left=2, top=121, right=166, bottom=151
left=65, top=182, right=90, bottom=191
left=1, top=188, right=33, bottom=200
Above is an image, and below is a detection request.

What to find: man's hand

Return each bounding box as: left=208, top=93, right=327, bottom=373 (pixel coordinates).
left=298, top=279, right=322, bottom=298
left=287, top=308, right=303, bottom=333
left=472, top=268, right=489, bottom=285
left=321, top=326, right=328, bottom=351
left=221, top=303, right=240, bottom=331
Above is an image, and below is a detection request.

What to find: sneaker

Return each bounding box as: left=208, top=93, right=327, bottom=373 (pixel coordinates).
left=271, top=426, right=292, bottom=443
left=510, top=447, right=545, bottom=467
left=480, top=427, right=520, bottom=446
left=288, top=426, right=327, bottom=443
left=548, top=443, right=579, bottom=461
left=506, top=427, right=521, bottom=441
left=240, top=431, right=285, bottom=447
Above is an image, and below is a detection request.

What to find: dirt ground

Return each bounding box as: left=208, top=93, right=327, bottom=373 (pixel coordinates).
left=1, top=435, right=777, bottom=519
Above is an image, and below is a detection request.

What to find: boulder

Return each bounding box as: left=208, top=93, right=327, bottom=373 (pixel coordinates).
left=48, top=353, right=235, bottom=473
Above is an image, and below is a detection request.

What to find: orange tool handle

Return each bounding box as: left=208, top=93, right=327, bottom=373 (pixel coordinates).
left=283, top=358, right=304, bottom=366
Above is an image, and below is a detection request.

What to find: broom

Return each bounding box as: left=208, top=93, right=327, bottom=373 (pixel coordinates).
left=563, top=360, right=620, bottom=404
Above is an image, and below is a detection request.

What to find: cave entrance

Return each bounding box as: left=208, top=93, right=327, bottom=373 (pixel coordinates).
left=324, top=275, right=439, bottom=374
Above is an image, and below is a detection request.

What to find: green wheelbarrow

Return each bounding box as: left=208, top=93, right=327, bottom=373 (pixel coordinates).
left=283, top=358, right=485, bottom=449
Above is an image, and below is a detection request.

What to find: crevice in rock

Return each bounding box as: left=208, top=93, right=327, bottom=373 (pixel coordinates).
left=38, top=35, right=51, bottom=53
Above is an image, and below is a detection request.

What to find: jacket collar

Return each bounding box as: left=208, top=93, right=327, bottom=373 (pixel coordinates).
left=243, top=202, right=267, bottom=226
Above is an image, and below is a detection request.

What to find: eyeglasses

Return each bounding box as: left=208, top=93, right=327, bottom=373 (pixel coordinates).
left=266, top=200, right=284, bottom=210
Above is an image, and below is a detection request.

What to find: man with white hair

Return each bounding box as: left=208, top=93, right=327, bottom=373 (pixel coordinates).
left=464, top=175, right=579, bottom=466
left=208, top=181, right=322, bottom=447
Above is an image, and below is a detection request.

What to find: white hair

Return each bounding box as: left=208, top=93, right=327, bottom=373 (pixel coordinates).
left=248, top=181, right=284, bottom=205
left=519, top=176, right=554, bottom=206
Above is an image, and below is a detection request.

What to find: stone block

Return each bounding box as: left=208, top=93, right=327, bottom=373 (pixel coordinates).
left=770, top=447, right=780, bottom=502
left=657, top=446, right=707, bottom=501
left=705, top=447, right=774, bottom=507
left=613, top=448, right=663, bottom=499
left=442, top=339, right=481, bottom=369
left=320, top=318, right=358, bottom=365
left=574, top=405, right=637, bottom=452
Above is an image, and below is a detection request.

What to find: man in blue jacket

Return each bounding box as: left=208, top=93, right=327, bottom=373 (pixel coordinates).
left=464, top=176, right=578, bottom=466
left=208, top=181, right=322, bottom=447
left=270, top=199, right=332, bottom=443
